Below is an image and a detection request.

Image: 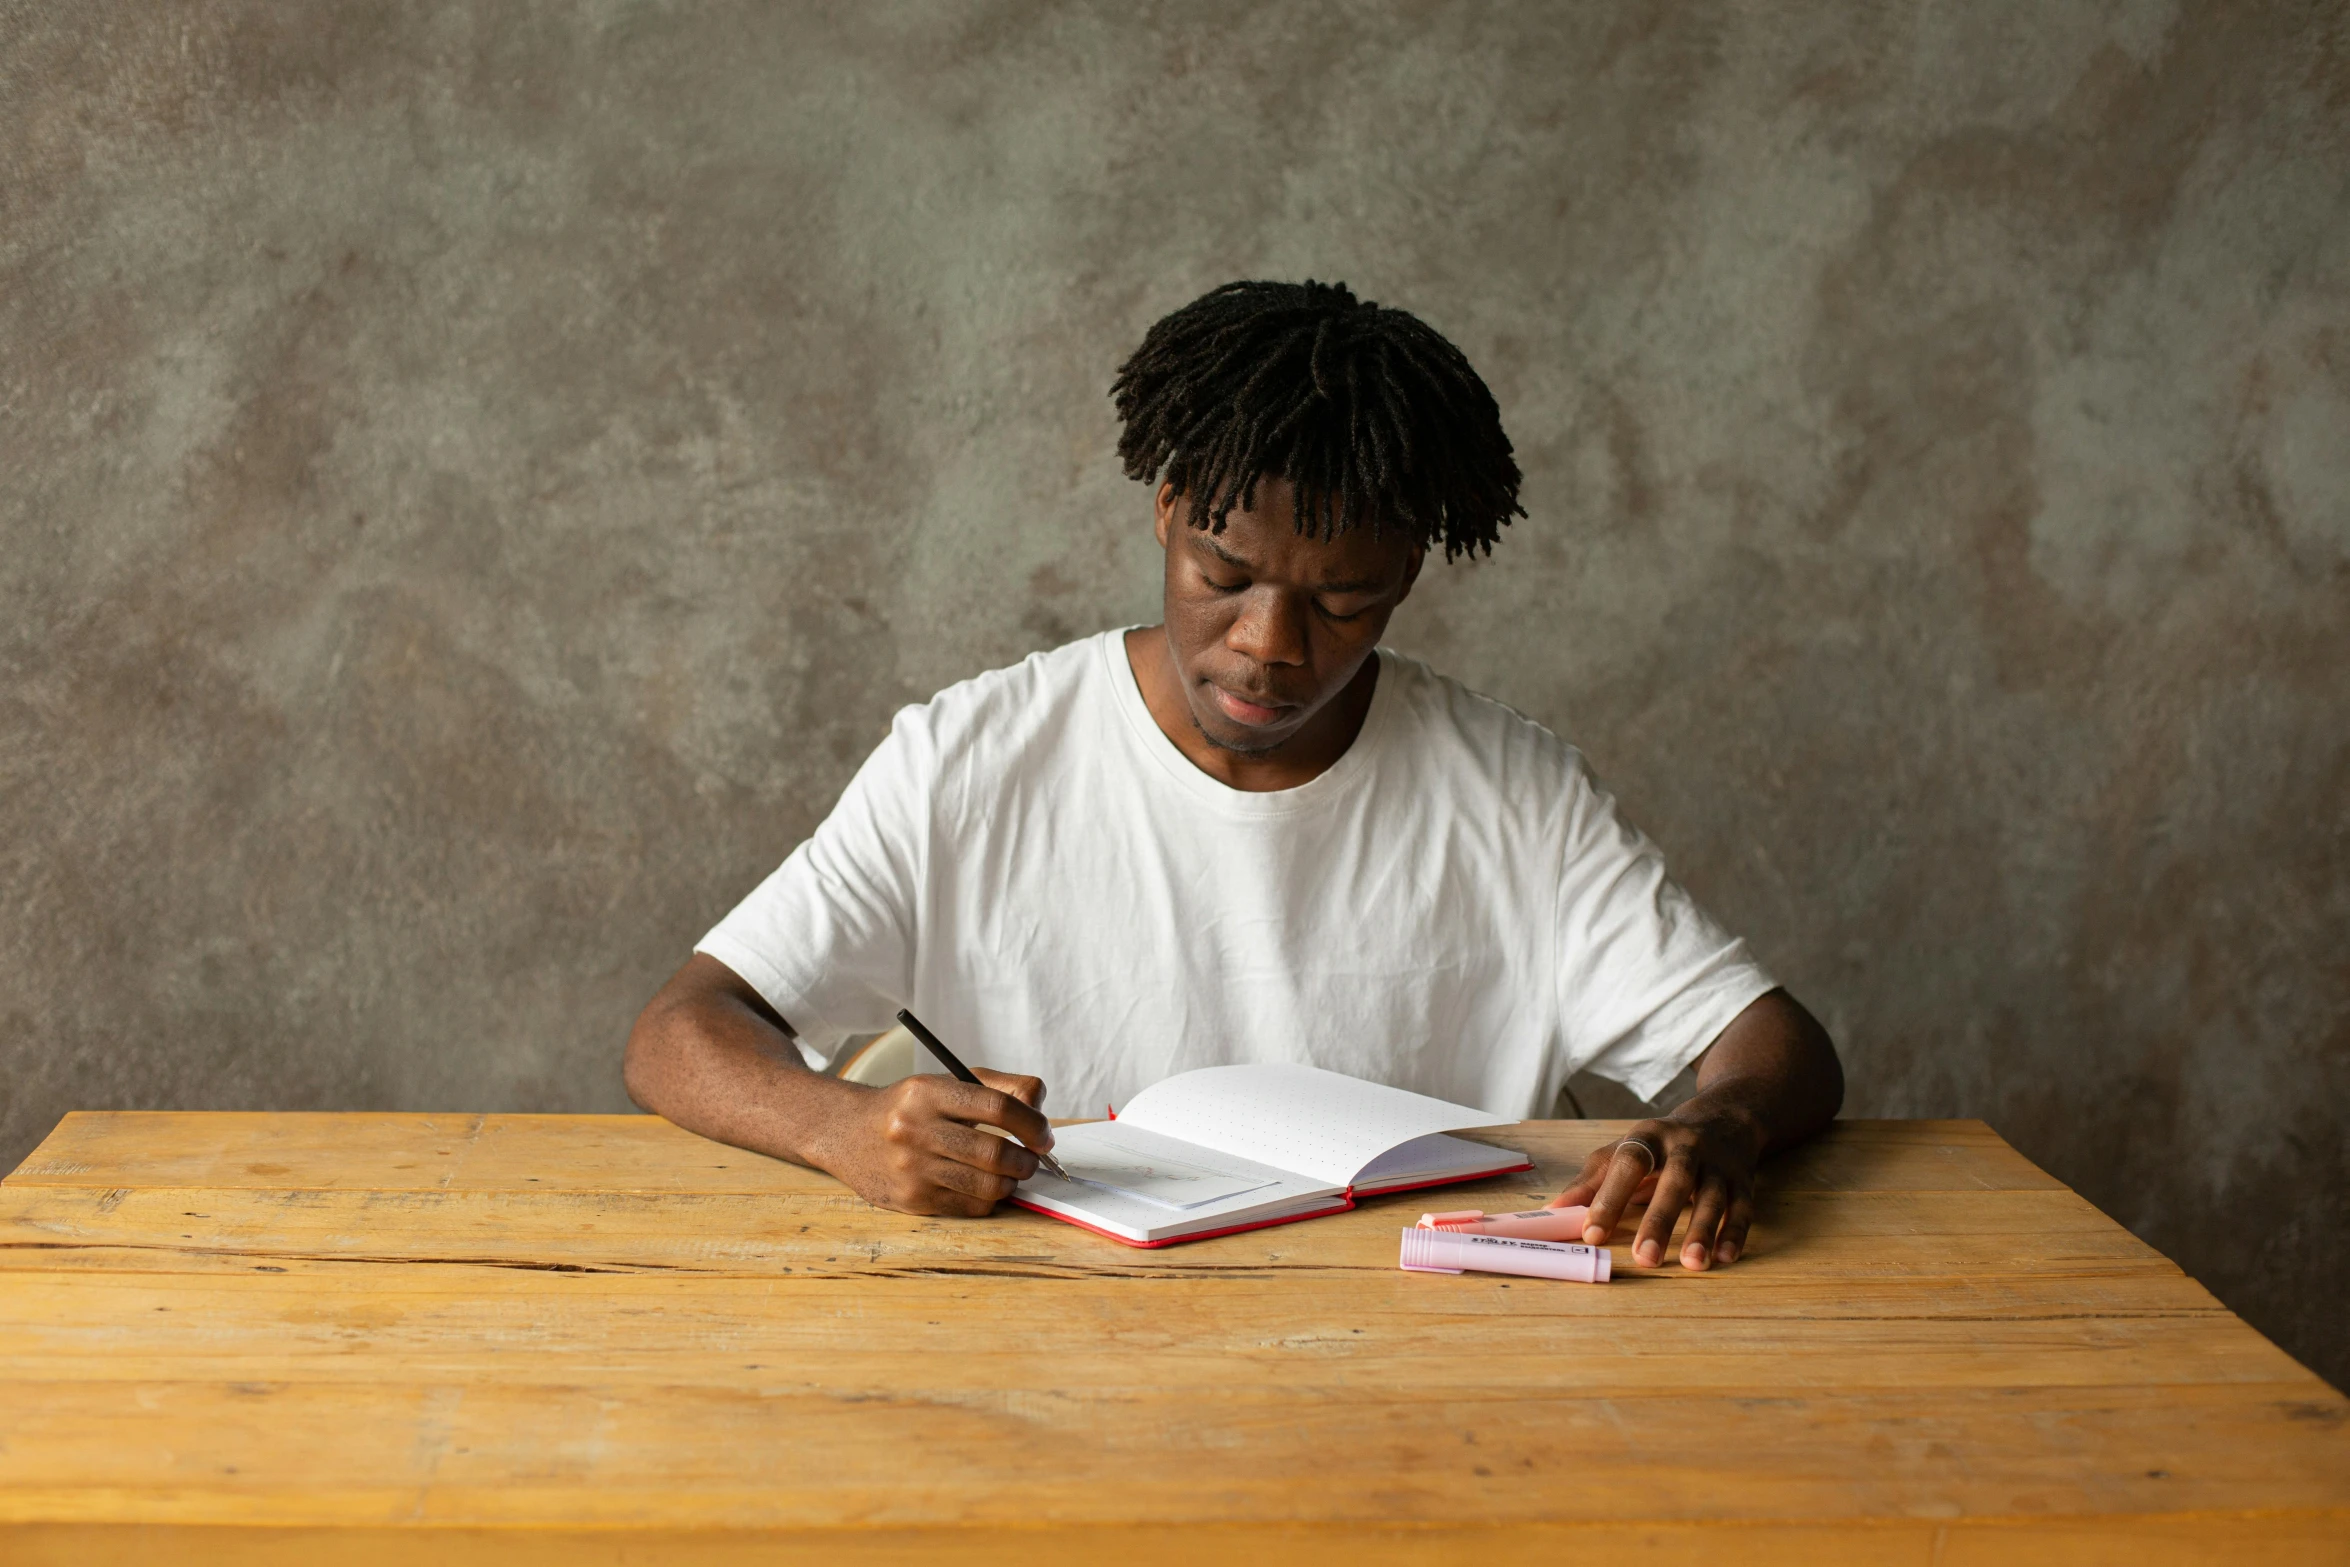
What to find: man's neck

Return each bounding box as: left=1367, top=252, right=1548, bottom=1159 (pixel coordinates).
left=1123, top=626, right=1381, bottom=793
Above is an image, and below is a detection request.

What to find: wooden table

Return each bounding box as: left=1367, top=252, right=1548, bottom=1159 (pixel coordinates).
left=0, top=1113, right=2342, bottom=1563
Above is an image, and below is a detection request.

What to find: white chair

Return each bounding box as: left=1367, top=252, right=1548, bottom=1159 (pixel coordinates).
left=830, top=1024, right=921, bottom=1087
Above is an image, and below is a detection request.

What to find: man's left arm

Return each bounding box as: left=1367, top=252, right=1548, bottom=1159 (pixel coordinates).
left=1554, top=988, right=1843, bottom=1270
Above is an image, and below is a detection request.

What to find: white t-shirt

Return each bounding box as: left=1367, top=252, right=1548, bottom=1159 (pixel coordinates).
left=698, top=630, right=1774, bottom=1121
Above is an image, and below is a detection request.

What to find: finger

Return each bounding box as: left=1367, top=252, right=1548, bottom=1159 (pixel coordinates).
left=869, top=1142, right=999, bottom=1218
left=1714, top=1186, right=1756, bottom=1266
left=928, top=1078, right=1057, bottom=1155
left=1597, top=1170, right=1660, bottom=1211
left=1562, top=1174, right=1654, bottom=1212
left=930, top=1119, right=1041, bottom=1182
left=1580, top=1132, right=1663, bottom=1244
left=1678, top=1172, right=1730, bottom=1271
left=975, top=1066, right=1048, bottom=1113
left=1552, top=1144, right=1618, bottom=1209
left=1632, top=1145, right=1699, bottom=1267
left=902, top=1178, right=997, bottom=1218
left=920, top=1150, right=1021, bottom=1208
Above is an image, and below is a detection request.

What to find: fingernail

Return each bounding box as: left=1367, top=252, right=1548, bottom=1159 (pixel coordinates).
left=1683, top=1243, right=1707, bottom=1270
left=1583, top=1226, right=1606, bottom=1246
left=1716, top=1241, right=1739, bottom=1264
left=1636, top=1240, right=1661, bottom=1267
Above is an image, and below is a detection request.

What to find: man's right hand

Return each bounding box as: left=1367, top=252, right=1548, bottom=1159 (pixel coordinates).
left=819, top=1069, right=1055, bottom=1217
left=625, top=955, right=1058, bottom=1219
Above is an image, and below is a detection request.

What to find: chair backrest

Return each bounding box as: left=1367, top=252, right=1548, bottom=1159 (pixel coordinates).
left=831, top=1024, right=921, bottom=1087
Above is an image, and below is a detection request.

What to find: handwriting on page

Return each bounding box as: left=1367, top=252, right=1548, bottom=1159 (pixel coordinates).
left=1058, top=1152, right=1275, bottom=1211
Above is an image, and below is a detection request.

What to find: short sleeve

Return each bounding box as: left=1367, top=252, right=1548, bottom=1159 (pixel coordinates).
left=694, top=709, right=934, bottom=1065
left=1551, top=761, right=1777, bottom=1103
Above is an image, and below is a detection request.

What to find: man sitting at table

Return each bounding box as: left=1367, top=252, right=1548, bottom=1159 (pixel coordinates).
left=624, top=280, right=1844, bottom=1271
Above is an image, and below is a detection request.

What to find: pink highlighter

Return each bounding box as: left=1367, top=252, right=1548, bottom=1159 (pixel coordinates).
left=1417, top=1205, right=1592, bottom=1242
left=1398, top=1227, right=1612, bottom=1283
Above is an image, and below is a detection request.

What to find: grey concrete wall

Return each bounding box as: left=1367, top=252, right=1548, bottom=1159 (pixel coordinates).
left=4, top=2, right=2344, bottom=1384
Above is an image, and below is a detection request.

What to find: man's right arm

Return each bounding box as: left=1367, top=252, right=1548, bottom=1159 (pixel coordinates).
left=622, top=954, right=1054, bottom=1216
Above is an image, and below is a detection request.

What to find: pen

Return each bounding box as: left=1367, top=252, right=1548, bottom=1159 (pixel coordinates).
left=895, top=1008, right=1071, bottom=1182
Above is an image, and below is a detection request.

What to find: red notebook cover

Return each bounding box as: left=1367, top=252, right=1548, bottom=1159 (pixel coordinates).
left=1009, top=1155, right=1534, bottom=1249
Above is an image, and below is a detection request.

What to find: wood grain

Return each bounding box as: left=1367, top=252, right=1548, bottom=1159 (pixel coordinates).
left=1, top=1114, right=2343, bottom=1563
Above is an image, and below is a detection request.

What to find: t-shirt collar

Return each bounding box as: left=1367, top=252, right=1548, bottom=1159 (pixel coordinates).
left=1099, top=629, right=1393, bottom=814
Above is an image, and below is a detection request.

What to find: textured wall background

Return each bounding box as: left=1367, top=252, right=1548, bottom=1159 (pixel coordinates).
left=4, top=2, right=2344, bottom=1384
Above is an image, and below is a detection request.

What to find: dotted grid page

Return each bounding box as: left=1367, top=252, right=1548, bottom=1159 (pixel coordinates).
left=1047, top=1134, right=1276, bottom=1210
left=1114, top=1063, right=1502, bottom=1188
left=1014, top=1120, right=1338, bottom=1243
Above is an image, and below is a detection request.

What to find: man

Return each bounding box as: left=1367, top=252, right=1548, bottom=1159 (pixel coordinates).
left=626, top=280, right=1843, bottom=1271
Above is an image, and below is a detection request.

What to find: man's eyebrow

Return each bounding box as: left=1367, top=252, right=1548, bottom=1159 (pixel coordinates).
left=1196, top=535, right=1254, bottom=571
left=1193, top=532, right=1387, bottom=594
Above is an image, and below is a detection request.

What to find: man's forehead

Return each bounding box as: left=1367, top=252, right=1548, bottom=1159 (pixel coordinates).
left=1188, top=516, right=1407, bottom=590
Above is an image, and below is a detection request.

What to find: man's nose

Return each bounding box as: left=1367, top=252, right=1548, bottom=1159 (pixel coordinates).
left=1226, top=589, right=1309, bottom=667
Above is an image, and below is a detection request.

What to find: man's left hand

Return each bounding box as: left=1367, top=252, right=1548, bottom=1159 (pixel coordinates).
left=1546, top=988, right=1845, bottom=1270
left=1552, top=1106, right=1764, bottom=1270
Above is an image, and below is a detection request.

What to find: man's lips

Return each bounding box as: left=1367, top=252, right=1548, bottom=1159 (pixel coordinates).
left=1208, top=684, right=1296, bottom=726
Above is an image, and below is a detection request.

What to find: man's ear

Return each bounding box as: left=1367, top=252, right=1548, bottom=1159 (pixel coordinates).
left=1154, top=482, right=1180, bottom=549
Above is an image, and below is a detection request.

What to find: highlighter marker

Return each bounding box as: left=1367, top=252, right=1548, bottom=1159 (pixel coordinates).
left=1398, top=1227, right=1612, bottom=1283
left=1416, top=1205, right=1591, bottom=1242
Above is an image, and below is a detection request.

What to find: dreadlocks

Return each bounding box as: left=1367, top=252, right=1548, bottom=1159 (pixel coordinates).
left=1111, top=279, right=1524, bottom=560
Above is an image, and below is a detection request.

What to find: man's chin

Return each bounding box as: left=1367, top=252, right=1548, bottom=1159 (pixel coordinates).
left=1186, top=702, right=1294, bottom=757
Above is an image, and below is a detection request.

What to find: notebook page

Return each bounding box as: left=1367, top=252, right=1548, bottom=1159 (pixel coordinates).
left=1352, top=1131, right=1530, bottom=1192
left=1014, top=1120, right=1336, bottom=1239
left=1054, top=1143, right=1276, bottom=1210
left=1113, top=1063, right=1505, bottom=1188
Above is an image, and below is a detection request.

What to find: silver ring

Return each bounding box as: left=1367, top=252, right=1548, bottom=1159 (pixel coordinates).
left=1618, top=1135, right=1661, bottom=1171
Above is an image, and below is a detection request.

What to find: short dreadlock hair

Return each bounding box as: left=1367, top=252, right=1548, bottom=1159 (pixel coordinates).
left=1111, top=279, right=1524, bottom=561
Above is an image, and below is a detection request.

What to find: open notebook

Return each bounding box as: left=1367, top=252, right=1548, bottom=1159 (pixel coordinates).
left=1011, top=1063, right=1529, bottom=1247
